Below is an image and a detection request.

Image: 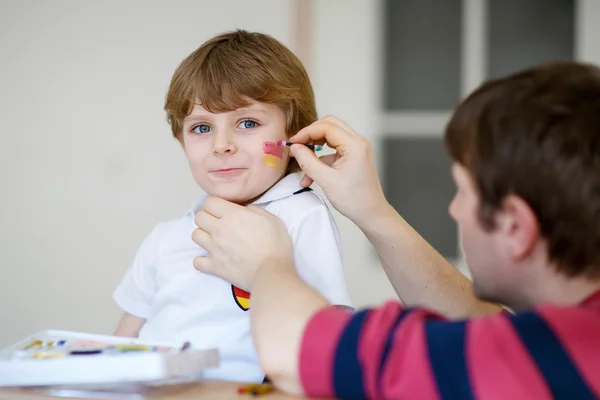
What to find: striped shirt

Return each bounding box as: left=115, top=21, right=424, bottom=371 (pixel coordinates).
left=299, top=291, right=600, bottom=399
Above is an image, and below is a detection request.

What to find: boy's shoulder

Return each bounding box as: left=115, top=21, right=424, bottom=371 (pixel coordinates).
left=139, top=203, right=200, bottom=252
left=272, top=186, right=326, bottom=208
left=257, top=173, right=331, bottom=217
left=265, top=187, right=335, bottom=229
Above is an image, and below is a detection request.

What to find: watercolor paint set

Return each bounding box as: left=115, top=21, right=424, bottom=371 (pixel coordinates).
left=0, top=329, right=219, bottom=390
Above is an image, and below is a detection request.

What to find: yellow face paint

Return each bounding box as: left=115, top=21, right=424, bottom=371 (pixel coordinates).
left=263, top=154, right=282, bottom=168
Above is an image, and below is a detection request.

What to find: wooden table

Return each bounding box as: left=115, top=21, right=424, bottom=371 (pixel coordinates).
left=0, top=381, right=319, bottom=399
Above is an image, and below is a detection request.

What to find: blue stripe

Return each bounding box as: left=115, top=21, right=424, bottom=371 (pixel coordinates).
left=425, top=320, right=474, bottom=400
left=333, top=309, right=369, bottom=400
left=377, top=309, right=415, bottom=380
left=509, top=311, right=594, bottom=399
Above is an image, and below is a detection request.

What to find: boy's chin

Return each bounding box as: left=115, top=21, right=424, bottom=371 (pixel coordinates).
left=206, top=188, right=259, bottom=205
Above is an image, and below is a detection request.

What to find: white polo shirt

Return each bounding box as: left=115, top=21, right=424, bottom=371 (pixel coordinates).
left=113, top=173, right=352, bottom=382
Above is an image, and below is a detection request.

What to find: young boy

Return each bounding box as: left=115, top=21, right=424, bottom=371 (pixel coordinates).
left=112, top=30, right=352, bottom=383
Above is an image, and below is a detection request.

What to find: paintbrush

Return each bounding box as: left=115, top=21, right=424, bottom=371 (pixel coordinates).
left=277, top=140, right=322, bottom=152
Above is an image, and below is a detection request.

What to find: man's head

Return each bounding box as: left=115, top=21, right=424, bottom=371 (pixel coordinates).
left=445, top=61, right=600, bottom=308
left=165, top=30, right=316, bottom=203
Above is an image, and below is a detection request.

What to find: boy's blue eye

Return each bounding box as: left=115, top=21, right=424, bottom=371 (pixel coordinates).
left=238, top=120, right=258, bottom=129
left=192, top=124, right=211, bottom=134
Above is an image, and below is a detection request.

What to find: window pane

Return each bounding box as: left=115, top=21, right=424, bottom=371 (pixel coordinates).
left=488, top=0, right=574, bottom=79
left=383, top=0, right=462, bottom=110
left=382, top=136, right=457, bottom=258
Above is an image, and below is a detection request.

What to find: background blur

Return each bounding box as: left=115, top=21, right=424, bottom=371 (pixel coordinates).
left=1, top=0, right=599, bottom=347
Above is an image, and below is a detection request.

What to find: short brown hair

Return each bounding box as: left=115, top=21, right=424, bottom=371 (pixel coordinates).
left=164, top=30, right=317, bottom=172
left=445, top=61, right=600, bottom=278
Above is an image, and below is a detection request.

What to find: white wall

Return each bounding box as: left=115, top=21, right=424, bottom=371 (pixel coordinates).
left=577, top=0, right=600, bottom=64
left=0, top=0, right=297, bottom=346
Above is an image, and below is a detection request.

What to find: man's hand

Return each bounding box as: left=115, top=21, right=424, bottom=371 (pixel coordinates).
left=192, top=196, right=295, bottom=291
left=290, top=115, right=390, bottom=226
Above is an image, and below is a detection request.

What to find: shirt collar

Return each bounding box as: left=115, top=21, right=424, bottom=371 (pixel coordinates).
left=188, top=173, right=304, bottom=215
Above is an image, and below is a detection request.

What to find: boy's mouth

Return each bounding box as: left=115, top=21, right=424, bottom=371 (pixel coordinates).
left=209, top=168, right=248, bottom=177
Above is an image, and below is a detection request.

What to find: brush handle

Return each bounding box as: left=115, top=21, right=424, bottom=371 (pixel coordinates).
left=277, top=141, right=322, bottom=151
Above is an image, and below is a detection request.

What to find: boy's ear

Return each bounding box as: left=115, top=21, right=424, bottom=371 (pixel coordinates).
left=286, top=157, right=301, bottom=174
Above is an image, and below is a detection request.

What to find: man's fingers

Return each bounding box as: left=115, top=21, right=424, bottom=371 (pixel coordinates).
left=203, top=196, right=242, bottom=218
left=191, top=228, right=212, bottom=252
left=193, top=255, right=212, bottom=273
left=290, top=121, right=350, bottom=149
left=320, top=114, right=354, bottom=132
left=194, top=210, right=220, bottom=234
left=290, top=144, right=334, bottom=185
left=300, top=174, right=314, bottom=188
left=316, top=154, right=336, bottom=167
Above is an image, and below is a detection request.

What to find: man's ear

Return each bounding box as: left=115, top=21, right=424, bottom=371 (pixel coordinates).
left=496, top=195, right=540, bottom=261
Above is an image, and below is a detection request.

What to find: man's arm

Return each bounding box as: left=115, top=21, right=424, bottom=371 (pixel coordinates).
left=251, top=264, right=329, bottom=395
left=289, top=116, right=501, bottom=318
left=360, top=203, right=500, bottom=318
left=250, top=262, right=522, bottom=398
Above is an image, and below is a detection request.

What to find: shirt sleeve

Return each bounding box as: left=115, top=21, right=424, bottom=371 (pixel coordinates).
left=290, top=204, right=353, bottom=308
left=112, top=225, right=161, bottom=319
left=298, top=302, right=597, bottom=399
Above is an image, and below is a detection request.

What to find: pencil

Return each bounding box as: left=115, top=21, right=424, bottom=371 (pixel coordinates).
left=237, top=383, right=274, bottom=396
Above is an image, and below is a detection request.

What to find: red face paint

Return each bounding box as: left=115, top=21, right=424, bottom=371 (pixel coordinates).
left=263, top=141, right=284, bottom=159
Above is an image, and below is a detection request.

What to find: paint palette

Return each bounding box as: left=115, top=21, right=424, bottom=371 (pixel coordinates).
left=0, top=330, right=219, bottom=389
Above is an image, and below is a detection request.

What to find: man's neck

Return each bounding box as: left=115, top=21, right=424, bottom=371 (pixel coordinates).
left=512, top=272, right=600, bottom=312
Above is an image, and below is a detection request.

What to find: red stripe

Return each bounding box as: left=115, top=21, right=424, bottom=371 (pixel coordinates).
left=354, top=301, right=404, bottom=398
left=467, top=314, right=551, bottom=399
left=379, top=309, right=441, bottom=399
left=538, top=305, right=600, bottom=397
left=299, top=307, right=352, bottom=397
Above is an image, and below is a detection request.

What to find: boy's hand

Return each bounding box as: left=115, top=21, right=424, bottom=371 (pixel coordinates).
left=192, top=196, right=295, bottom=291
left=289, top=115, right=389, bottom=226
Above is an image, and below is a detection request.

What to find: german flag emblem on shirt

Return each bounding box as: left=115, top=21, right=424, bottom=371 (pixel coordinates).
left=232, top=284, right=250, bottom=311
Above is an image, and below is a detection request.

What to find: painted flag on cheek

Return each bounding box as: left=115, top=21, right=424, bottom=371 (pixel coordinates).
left=263, top=141, right=284, bottom=169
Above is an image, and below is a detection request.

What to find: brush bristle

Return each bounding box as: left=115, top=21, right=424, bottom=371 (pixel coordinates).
left=276, top=140, right=286, bottom=147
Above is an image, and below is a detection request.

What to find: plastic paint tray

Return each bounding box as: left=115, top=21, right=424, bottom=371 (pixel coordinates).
left=0, top=330, right=219, bottom=389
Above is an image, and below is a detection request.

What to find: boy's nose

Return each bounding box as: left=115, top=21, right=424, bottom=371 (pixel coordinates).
left=212, top=132, right=238, bottom=155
